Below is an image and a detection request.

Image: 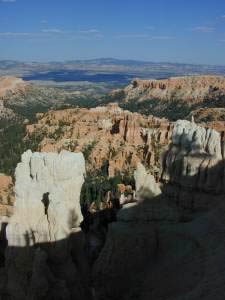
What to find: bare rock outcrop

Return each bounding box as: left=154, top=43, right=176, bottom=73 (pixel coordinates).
left=0, top=77, right=28, bottom=124
left=126, top=76, right=225, bottom=102
left=93, top=162, right=179, bottom=300
left=26, top=103, right=172, bottom=177
left=4, top=150, right=90, bottom=300
left=0, top=77, right=28, bottom=100
left=0, top=174, right=14, bottom=209
left=111, top=76, right=225, bottom=121
left=94, top=201, right=225, bottom=300
left=134, top=162, right=161, bottom=201
left=93, top=121, right=225, bottom=300
left=162, top=120, right=225, bottom=210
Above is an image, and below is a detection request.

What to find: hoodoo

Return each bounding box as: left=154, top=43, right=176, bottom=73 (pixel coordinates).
left=5, top=150, right=91, bottom=300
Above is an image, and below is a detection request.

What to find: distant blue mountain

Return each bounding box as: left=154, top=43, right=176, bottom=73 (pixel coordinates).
left=1, top=58, right=225, bottom=85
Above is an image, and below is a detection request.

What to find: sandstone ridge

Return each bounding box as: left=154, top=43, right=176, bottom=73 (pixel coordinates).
left=126, top=75, right=225, bottom=102
left=111, top=75, right=225, bottom=121
left=0, top=77, right=28, bottom=100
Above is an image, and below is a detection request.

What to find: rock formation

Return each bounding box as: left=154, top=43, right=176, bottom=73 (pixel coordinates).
left=0, top=175, right=14, bottom=207
left=1, top=104, right=225, bottom=299
left=0, top=175, right=14, bottom=225
left=162, top=120, right=225, bottom=210
left=111, top=76, right=225, bottom=121
left=134, top=163, right=161, bottom=201
left=26, top=103, right=172, bottom=177
left=3, top=150, right=91, bottom=300
left=93, top=160, right=179, bottom=300
left=0, top=77, right=28, bottom=100
left=127, top=76, right=225, bottom=102
left=93, top=120, right=225, bottom=300
left=190, top=107, right=225, bottom=122
left=0, top=76, right=80, bottom=125
left=0, top=77, right=28, bottom=124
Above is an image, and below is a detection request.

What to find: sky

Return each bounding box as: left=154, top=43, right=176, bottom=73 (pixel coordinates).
left=0, top=0, right=225, bottom=64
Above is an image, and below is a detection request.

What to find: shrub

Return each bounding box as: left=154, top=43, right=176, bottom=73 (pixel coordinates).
left=82, top=141, right=97, bottom=161
left=0, top=123, right=44, bottom=177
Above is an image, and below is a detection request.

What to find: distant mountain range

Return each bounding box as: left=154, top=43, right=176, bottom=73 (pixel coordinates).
left=1, top=58, right=225, bottom=85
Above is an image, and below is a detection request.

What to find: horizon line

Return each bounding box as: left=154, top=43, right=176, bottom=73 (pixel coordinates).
left=1, top=57, right=225, bottom=68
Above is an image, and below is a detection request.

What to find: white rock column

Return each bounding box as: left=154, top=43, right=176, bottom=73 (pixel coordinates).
left=6, top=150, right=86, bottom=299
left=134, top=163, right=161, bottom=201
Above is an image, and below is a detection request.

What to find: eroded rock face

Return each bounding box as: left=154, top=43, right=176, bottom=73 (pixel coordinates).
left=93, top=121, right=225, bottom=300
left=0, top=174, right=14, bottom=209
left=0, top=77, right=28, bottom=100
left=93, top=162, right=179, bottom=300
left=26, top=103, right=172, bottom=177
left=5, top=150, right=90, bottom=300
left=0, top=77, right=28, bottom=124
left=8, top=150, right=85, bottom=246
left=96, top=203, right=225, bottom=300
left=134, top=163, right=161, bottom=201
left=1, top=113, right=224, bottom=300
left=162, top=120, right=225, bottom=210
left=125, top=76, right=225, bottom=102
left=111, top=76, right=225, bottom=121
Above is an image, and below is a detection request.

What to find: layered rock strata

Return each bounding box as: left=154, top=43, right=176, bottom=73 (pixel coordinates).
left=26, top=103, right=172, bottom=177
left=111, top=76, right=225, bottom=121
left=125, top=76, right=225, bottom=103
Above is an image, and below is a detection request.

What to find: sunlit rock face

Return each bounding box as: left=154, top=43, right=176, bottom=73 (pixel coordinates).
left=123, top=76, right=225, bottom=103
left=162, top=120, right=225, bottom=210
left=26, top=103, right=172, bottom=178
left=0, top=77, right=28, bottom=100
left=8, top=150, right=85, bottom=247
left=5, top=150, right=89, bottom=300
left=134, top=162, right=161, bottom=201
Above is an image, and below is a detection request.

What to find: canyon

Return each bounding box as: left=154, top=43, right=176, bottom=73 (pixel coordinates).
left=25, top=103, right=172, bottom=177
left=112, top=76, right=225, bottom=121
left=0, top=76, right=105, bottom=127
left=0, top=99, right=225, bottom=217
left=93, top=119, right=225, bottom=300
left=24, top=102, right=225, bottom=181
left=0, top=119, right=224, bottom=299
left=2, top=0, right=225, bottom=296
left=124, top=76, right=225, bottom=103
left=0, top=74, right=225, bottom=299
left=1, top=75, right=225, bottom=128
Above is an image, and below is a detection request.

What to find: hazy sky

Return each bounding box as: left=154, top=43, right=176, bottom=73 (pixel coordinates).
left=0, top=0, right=225, bottom=64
